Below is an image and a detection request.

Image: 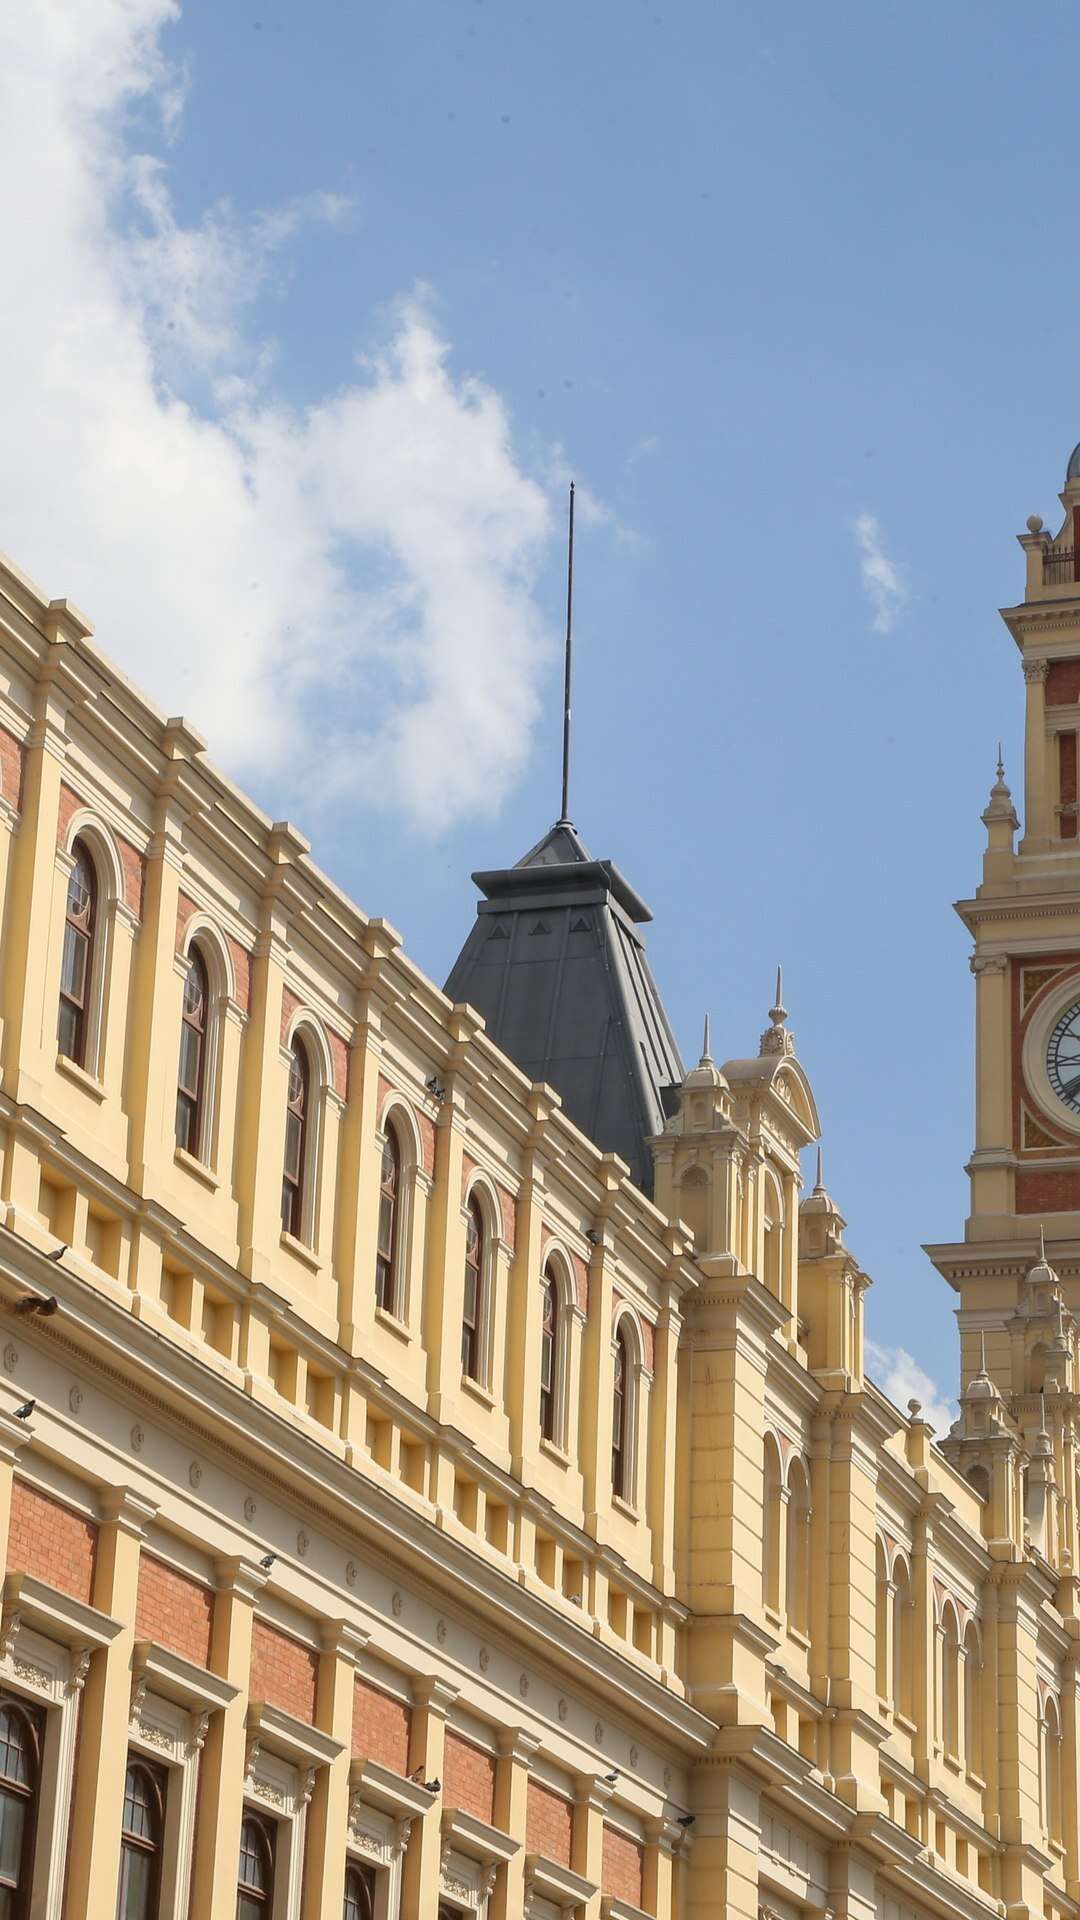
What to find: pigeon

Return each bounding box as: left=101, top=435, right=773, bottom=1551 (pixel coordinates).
left=423, top=1778, right=440, bottom=1794
left=676, top=1814, right=696, bottom=1828
left=12, top=1401, right=35, bottom=1420
left=602, top=1770, right=619, bottom=1785
left=12, top=1294, right=58, bottom=1317
left=45, top=1245, right=68, bottom=1263
left=258, top=1553, right=276, bottom=1571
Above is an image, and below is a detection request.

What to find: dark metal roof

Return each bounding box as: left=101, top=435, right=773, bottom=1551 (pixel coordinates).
left=444, top=821, right=684, bottom=1194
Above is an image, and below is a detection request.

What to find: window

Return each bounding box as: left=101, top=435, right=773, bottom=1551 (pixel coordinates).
left=281, top=1039, right=310, bottom=1239
left=175, top=947, right=209, bottom=1157
left=941, top=1605, right=960, bottom=1759
left=963, top=1622, right=983, bottom=1777
left=785, top=1459, right=811, bottom=1636
left=612, top=1325, right=629, bottom=1498
left=58, top=840, right=97, bottom=1066
left=117, top=1759, right=165, bottom=1920
left=0, top=1695, right=41, bottom=1920
left=892, top=1559, right=913, bottom=1719
left=540, top=1268, right=559, bottom=1442
left=237, top=1812, right=275, bottom=1919
left=762, top=1438, right=782, bottom=1612
left=461, top=1196, right=484, bottom=1380
left=375, top=1126, right=401, bottom=1314
left=344, top=1862, right=376, bottom=1920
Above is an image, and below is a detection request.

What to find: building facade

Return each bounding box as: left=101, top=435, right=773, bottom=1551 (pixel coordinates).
left=0, top=448, right=1078, bottom=1920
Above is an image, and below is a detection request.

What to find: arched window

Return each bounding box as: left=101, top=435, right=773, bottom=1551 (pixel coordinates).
left=762, top=1172, right=783, bottom=1299
left=875, top=1538, right=890, bottom=1698
left=612, top=1324, right=630, bottom=1499
left=118, top=1757, right=166, bottom=1919
left=461, top=1195, right=485, bottom=1381
left=344, top=1862, right=376, bottom=1920
left=376, top=1124, right=402, bottom=1315
left=941, top=1604, right=960, bottom=1759
left=175, top=946, right=209, bottom=1157
left=892, top=1558, right=913, bottom=1720
left=58, top=839, right=97, bottom=1066
left=1043, top=1694, right=1063, bottom=1846
left=237, top=1811, right=275, bottom=1918
left=762, top=1437, right=782, bottom=1613
left=963, top=1621, right=983, bottom=1778
left=0, top=1695, right=41, bottom=1919
left=785, top=1458, right=811, bottom=1635
left=540, top=1267, right=560, bottom=1443
left=281, top=1038, right=310, bottom=1240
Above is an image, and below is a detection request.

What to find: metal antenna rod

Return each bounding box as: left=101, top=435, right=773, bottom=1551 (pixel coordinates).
left=559, top=482, right=576, bottom=826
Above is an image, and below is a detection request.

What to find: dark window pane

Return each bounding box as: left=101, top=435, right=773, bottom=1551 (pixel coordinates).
left=0, top=1795, right=24, bottom=1882
left=0, top=1712, right=30, bottom=1788
left=118, top=1843, right=153, bottom=1920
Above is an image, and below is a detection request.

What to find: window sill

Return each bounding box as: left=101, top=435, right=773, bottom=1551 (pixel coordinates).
left=965, top=1769, right=986, bottom=1792
left=942, top=1750, right=962, bottom=1775
left=174, top=1146, right=219, bottom=1192
left=786, top=1625, right=811, bottom=1651
left=55, top=1053, right=106, bottom=1102
left=612, top=1493, right=639, bottom=1524
left=894, top=1711, right=917, bottom=1736
left=374, top=1305, right=411, bottom=1343
left=461, top=1374, right=496, bottom=1410
left=539, top=1436, right=572, bottom=1471
left=279, top=1230, right=321, bottom=1273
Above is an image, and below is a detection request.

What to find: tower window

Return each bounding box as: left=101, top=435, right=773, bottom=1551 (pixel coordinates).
left=118, top=1758, right=166, bottom=1920
left=175, top=946, right=209, bottom=1157
left=281, top=1038, right=310, bottom=1239
left=344, top=1862, right=376, bottom=1920
left=237, top=1812, right=275, bottom=1918
left=376, top=1126, right=402, bottom=1315
left=461, top=1196, right=485, bottom=1381
left=540, top=1268, right=559, bottom=1442
left=0, top=1695, right=41, bottom=1920
left=612, top=1324, right=629, bottom=1498
left=58, top=840, right=97, bottom=1066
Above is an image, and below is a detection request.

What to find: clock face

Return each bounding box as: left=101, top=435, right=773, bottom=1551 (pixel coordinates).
left=1047, top=1002, right=1080, bottom=1115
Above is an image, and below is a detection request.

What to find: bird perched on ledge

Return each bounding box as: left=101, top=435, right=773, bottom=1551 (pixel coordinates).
left=8, top=1294, right=59, bottom=1317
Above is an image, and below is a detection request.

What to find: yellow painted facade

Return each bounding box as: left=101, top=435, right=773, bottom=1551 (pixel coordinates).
left=0, top=446, right=1079, bottom=1920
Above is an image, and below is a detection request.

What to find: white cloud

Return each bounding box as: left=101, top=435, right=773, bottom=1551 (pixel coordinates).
left=0, top=0, right=556, bottom=831
left=865, top=1339, right=956, bottom=1437
left=853, top=512, right=908, bottom=634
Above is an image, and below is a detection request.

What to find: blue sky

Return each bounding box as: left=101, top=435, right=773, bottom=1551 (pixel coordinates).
left=3, top=0, right=1077, bottom=1424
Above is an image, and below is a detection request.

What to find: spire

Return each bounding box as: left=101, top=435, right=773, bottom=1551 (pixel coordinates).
left=996, top=740, right=1004, bottom=782
left=557, top=481, right=576, bottom=828
left=760, top=963, right=795, bottom=1058
left=978, top=1329, right=987, bottom=1377
left=701, top=1012, right=712, bottom=1064
left=814, top=1143, right=824, bottom=1193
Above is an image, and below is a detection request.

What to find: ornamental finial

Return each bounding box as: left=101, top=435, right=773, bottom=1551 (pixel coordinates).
left=760, top=963, right=795, bottom=1057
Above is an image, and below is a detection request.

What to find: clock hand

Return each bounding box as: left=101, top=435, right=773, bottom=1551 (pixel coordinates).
left=1060, top=1072, right=1080, bottom=1102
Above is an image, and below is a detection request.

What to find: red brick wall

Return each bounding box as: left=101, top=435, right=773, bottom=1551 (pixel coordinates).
left=526, top=1781, right=573, bottom=1864
left=57, top=782, right=80, bottom=847
left=443, top=1733, right=496, bottom=1824
left=0, top=729, right=23, bottom=811
left=352, top=1677, right=412, bottom=1773
left=249, top=1621, right=318, bottom=1722
left=328, top=1029, right=348, bottom=1099
left=226, top=935, right=251, bottom=1014
left=281, top=986, right=302, bottom=1044
left=135, top=1555, right=213, bottom=1667
left=1016, top=1169, right=1080, bottom=1214
left=1047, top=658, right=1080, bottom=704
left=8, top=1483, right=97, bottom=1602
left=602, top=1825, right=644, bottom=1904
left=176, top=892, right=199, bottom=947
left=1060, top=732, right=1078, bottom=839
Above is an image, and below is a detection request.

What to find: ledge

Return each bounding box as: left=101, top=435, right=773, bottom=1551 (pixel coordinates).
left=173, top=1147, right=219, bottom=1193
left=279, top=1231, right=321, bottom=1274
left=3, top=1571, right=121, bottom=1653
left=350, top=1756, right=436, bottom=1822
left=246, top=1699, right=343, bottom=1773
left=441, top=1805, right=519, bottom=1868
left=601, top=1899, right=653, bottom=1920
left=55, top=1054, right=106, bottom=1103
left=132, top=1639, right=238, bottom=1715
left=526, top=1853, right=597, bottom=1908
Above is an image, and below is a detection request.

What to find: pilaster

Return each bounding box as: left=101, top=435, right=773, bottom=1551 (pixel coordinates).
left=400, top=1675, right=457, bottom=1913
left=189, top=1554, right=268, bottom=1919
left=303, top=1620, right=369, bottom=1920
left=490, top=1727, right=539, bottom=1920
left=63, top=1486, right=158, bottom=1920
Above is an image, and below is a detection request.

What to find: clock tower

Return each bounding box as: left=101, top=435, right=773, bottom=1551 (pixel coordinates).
left=928, top=441, right=1080, bottom=1410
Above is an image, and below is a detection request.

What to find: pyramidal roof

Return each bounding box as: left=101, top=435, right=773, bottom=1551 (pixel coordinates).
left=443, top=820, right=684, bottom=1194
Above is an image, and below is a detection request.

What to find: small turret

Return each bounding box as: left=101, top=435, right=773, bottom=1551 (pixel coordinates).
left=981, top=747, right=1018, bottom=884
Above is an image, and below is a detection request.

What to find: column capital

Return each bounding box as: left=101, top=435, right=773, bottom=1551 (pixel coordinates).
left=319, top=1619, right=370, bottom=1663
left=214, top=1554, right=270, bottom=1603
left=413, top=1674, right=459, bottom=1718
left=497, top=1727, right=540, bottom=1767
left=99, top=1487, right=159, bottom=1538
left=573, top=1772, right=615, bottom=1814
